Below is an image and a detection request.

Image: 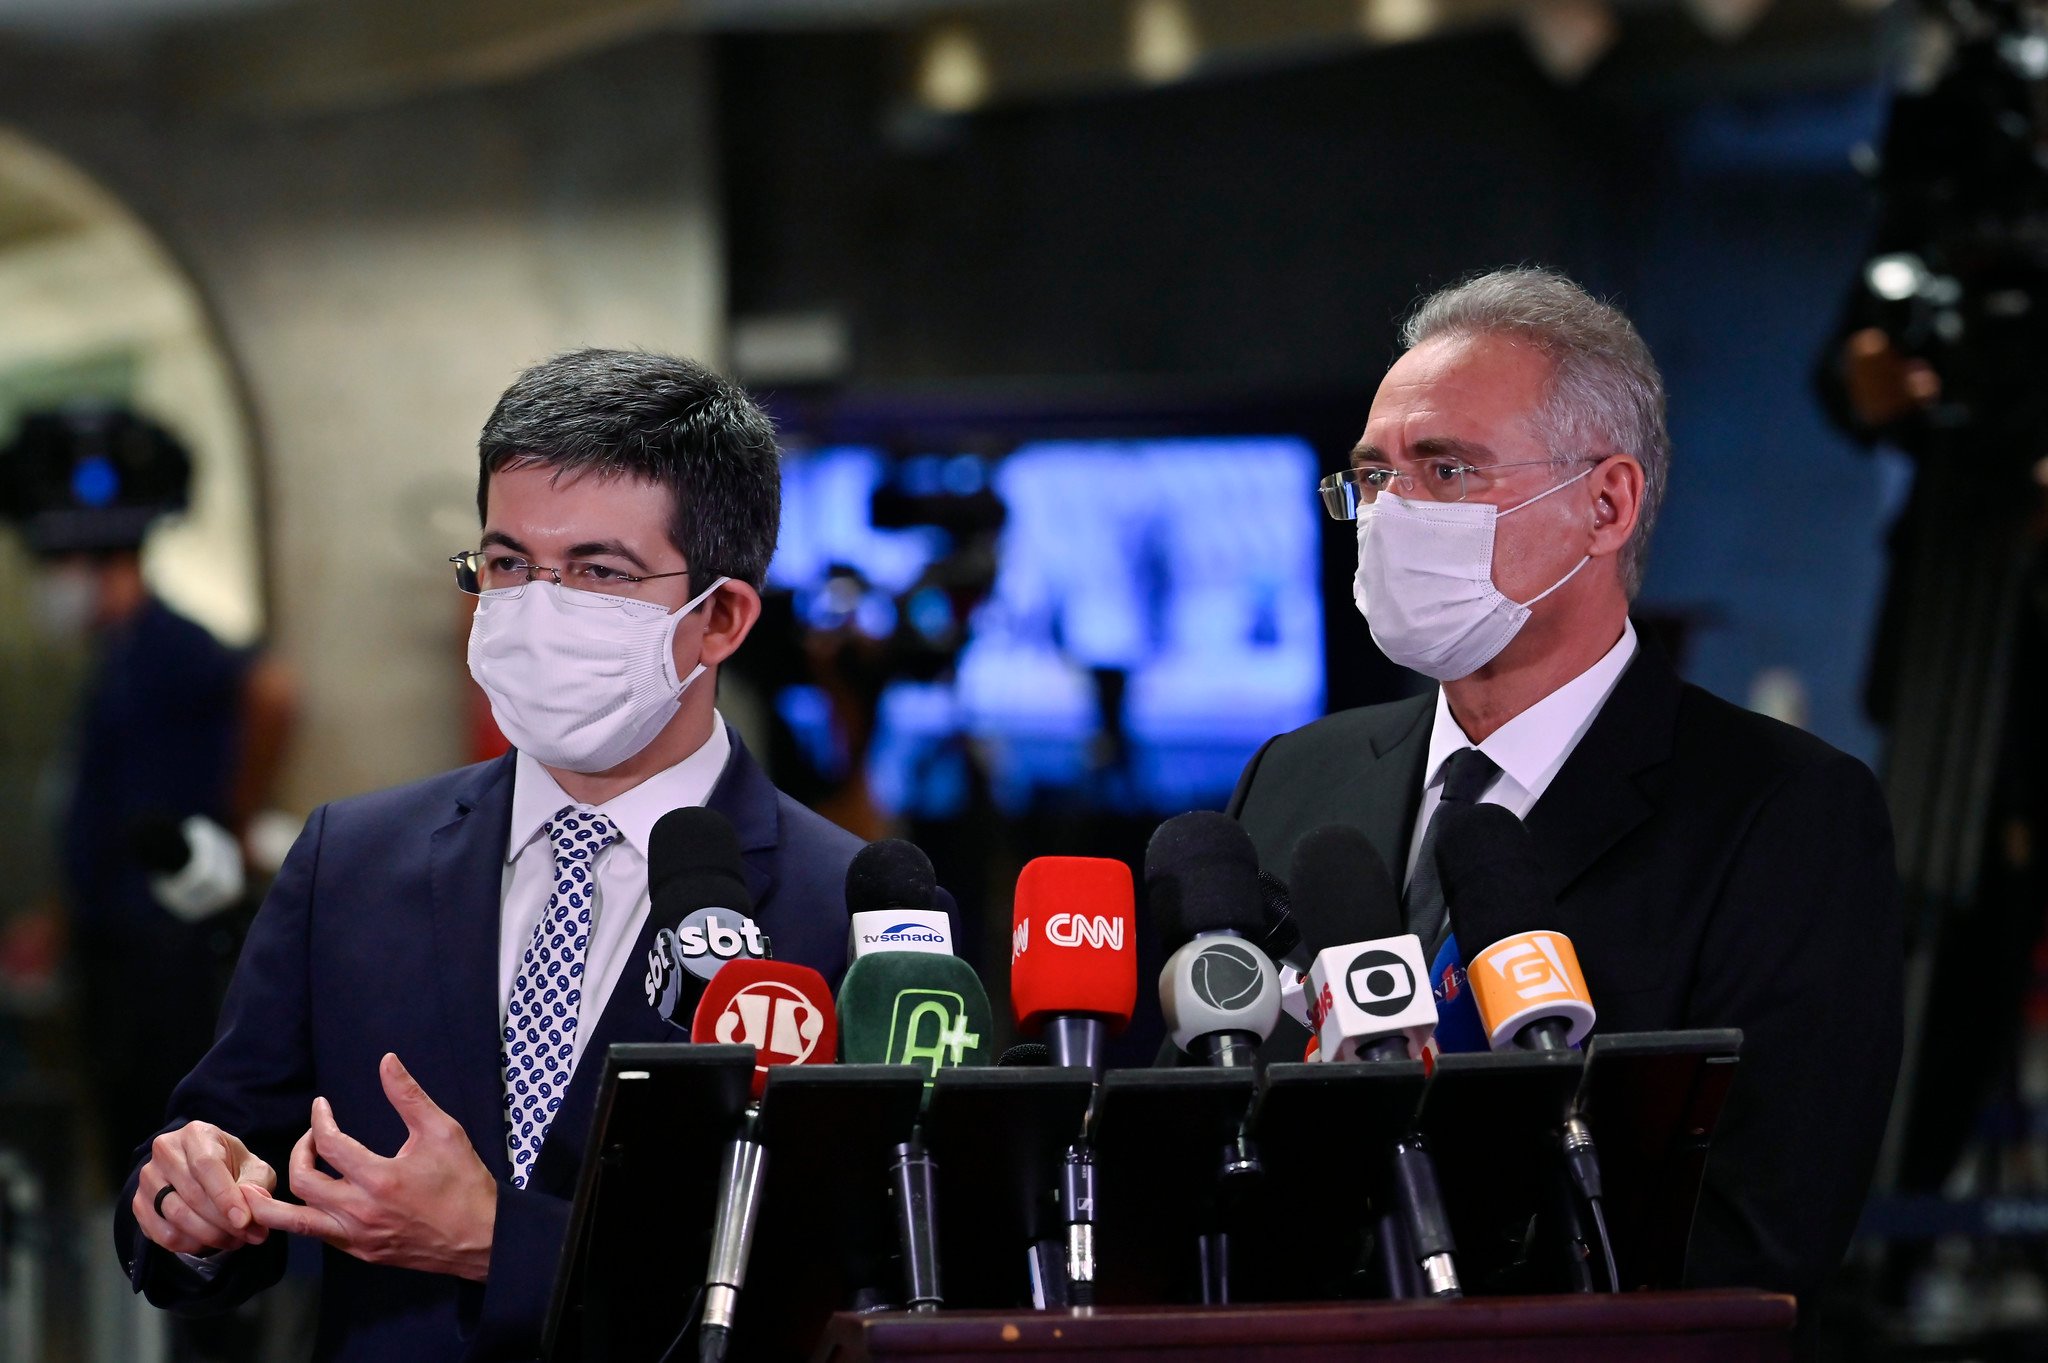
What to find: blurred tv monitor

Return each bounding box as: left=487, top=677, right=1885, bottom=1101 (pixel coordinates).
left=768, top=436, right=1325, bottom=816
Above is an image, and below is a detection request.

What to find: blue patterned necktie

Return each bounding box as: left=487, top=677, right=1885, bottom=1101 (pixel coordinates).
left=502, top=804, right=619, bottom=1189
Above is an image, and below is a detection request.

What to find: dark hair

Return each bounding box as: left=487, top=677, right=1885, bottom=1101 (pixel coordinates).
left=476, top=349, right=781, bottom=588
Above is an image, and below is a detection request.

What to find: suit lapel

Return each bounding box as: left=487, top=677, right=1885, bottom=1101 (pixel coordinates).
left=709, top=729, right=783, bottom=911
left=426, top=754, right=518, bottom=1184
left=531, top=728, right=784, bottom=1189
left=1522, top=641, right=1682, bottom=898
left=1340, top=695, right=1434, bottom=875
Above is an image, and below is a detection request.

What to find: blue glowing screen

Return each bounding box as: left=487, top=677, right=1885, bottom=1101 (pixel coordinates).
left=767, top=436, right=1327, bottom=816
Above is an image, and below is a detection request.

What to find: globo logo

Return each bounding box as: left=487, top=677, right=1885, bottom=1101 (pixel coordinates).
left=1346, top=949, right=1420, bottom=1018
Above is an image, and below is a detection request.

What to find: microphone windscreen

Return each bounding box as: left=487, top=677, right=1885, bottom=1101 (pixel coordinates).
left=1288, top=825, right=1402, bottom=956
left=649, top=807, right=750, bottom=916
left=691, top=959, right=837, bottom=1098
left=1144, top=811, right=1264, bottom=950
left=1435, top=803, right=1553, bottom=953
left=641, top=809, right=768, bottom=1024
left=1436, top=805, right=1597, bottom=1049
left=998, top=1043, right=1049, bottom=1067
left=1010, top=856, right=1137, bottom=1034
left=846, top=838, right=938, bottom=917
left=1255, top=870, right=1301, bottom=963
left=837, top=952, right=993, bottom=1093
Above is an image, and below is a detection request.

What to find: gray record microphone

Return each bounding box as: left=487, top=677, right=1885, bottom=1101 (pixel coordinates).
left=1148, top=811, right=1282, bottom=1067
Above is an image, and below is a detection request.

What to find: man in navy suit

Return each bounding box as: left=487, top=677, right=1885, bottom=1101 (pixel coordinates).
left=114, top=350, right=866, bottom=1360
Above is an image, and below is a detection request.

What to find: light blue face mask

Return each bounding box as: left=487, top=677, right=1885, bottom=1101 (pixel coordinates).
left=1351, top=468, right=1594, bottom=682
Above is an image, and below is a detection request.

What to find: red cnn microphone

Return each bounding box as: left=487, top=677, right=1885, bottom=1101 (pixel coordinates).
left=690, top=960, right=836, bottom=1363
left=1011, top=856, right=1136, bottom=1074
left=1011, top=856, right=1134, bottom=1308
left=692, top=958, right=838, bottom=1098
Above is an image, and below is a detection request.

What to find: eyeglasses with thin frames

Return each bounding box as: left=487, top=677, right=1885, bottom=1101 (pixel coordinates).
left=448, top=550, right=694, bottom=603
left=1318, top=456, right=1604, bottom=521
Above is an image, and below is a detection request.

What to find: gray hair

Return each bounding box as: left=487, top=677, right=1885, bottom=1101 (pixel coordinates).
left=1400, top=266, right=1668, bottom=597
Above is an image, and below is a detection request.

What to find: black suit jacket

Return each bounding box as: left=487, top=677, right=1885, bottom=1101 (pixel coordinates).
left=114, top=729, right=865, bottom=1362
left=1229, top=643, right=1903, bottom=1305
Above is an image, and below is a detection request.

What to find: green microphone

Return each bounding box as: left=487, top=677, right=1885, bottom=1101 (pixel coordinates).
left=837, top=949, right=991, bottom=1312
left=837, top=949, right=994, bottom=1089
left=836, top=840, right=993, bottom=1312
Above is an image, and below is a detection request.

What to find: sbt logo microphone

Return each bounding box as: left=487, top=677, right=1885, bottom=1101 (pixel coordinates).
left=885, top=988, right=984, bottom=1080
left=646, top=907, right=769, bottom=994
left=849, top=908, right=953, bottom=959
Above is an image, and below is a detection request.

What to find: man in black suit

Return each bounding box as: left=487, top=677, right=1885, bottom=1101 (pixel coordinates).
left=113, top=350, right=870, bottom=1360
left=1231, top=268, right=1901, bottom=1307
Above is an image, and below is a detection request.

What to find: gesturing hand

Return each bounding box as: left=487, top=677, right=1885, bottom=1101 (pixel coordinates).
left=135, top=1122, right=278, bottom=1257
left=249, top=1053, right=499, bottom=1282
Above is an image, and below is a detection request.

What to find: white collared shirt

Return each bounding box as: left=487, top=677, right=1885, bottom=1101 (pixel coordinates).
left=497, top=717, right=733, bottom=1076
left=1401, top=622, right=1638, bottom=889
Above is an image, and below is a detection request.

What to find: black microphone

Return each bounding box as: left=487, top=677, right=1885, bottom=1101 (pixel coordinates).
left=1435, top=804, right=1614, bottom=1292
left=1435, top=804, right=1596, bottom=1054
left=1146, top=812, right=1284, bottom=1304
left=1255, top=869, right=1303, bottom=968
left=1147, top=812, right=1282, bottom=1068
left=1290, top=826, right=1423, bottom=1065
left=641, top=807, right=770, bottom=1027
left=1289, top=825, right=1461, bottom=1299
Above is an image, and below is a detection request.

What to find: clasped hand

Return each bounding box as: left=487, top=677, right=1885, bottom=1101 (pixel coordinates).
left=136, top=1053, right=498, bottom=1282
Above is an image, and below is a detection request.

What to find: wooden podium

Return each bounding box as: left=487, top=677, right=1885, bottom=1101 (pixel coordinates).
left=817, top=1292, right=1796, bottom=1363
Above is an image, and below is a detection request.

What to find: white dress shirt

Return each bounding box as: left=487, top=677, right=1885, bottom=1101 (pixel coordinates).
left=1401, top=622, right=1638, bottom=889
left=498, top=717, right=732, bottom=1086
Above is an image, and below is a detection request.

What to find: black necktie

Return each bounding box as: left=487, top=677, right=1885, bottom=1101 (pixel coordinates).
left=1402, top=747, right=1503, bottom=958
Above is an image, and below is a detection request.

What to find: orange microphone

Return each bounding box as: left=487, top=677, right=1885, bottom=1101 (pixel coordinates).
left=1435, top=801, right=1618, bottom=1292
left=1435, top=804, right=1595, bottom=1053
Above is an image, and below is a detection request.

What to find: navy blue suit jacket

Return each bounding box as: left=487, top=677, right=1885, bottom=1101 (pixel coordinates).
left=115, top=730, right=865, bottom=1362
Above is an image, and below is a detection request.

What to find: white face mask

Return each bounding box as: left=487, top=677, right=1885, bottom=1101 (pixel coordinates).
left=1351, top=468, right=1594, bottom=682
left=31, top=565, right=98, bottom=641
left=467, top=576, right=729, bottom=773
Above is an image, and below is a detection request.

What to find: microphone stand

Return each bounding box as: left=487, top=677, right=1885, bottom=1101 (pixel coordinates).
left=1047, top=1015, right=1106, bottom=1307
left=1356, top=1034, right=1461, bottom=1299
left=888, top=1137, right=943, bottom=1312
left=699, top=1105, right=767, bottom=1363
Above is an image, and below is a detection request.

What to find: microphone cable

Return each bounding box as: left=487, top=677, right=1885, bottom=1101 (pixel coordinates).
left=654, top=1283, right=708, bottom=1363
left=1562, top=1116, right=1618, bottom=1292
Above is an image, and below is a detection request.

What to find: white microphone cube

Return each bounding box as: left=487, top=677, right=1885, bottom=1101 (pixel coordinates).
left=1307, top=936, right=1439, bottom=1063
left=849, top=908, right=954, bottom=959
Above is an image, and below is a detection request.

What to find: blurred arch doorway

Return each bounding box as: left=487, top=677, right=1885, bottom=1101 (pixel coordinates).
left=0, top=124, right=275, bottom=1363
left=0, top=123, right=266, bottom=645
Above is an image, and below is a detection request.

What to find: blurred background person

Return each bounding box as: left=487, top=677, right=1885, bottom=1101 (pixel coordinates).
left=0, top=405, right=296, bottom=1362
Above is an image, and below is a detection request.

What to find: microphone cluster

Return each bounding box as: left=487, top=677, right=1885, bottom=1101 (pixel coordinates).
left=640, top=791, right=1619, bottom=1356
